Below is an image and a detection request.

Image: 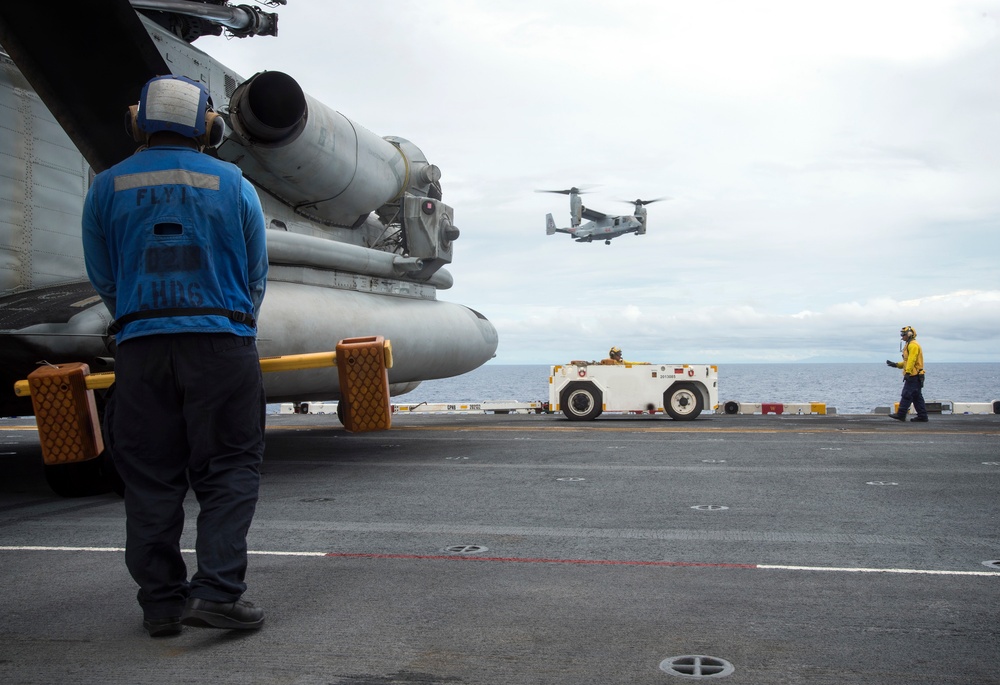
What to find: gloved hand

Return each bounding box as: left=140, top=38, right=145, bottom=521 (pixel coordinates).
left=885, top=360, right=896, bottom=367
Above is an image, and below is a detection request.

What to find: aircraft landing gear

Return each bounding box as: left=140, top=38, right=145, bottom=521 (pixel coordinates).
left=43, top=450, right=123, bottom=498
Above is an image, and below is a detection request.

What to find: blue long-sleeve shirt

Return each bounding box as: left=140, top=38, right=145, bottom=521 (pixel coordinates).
left=83, top=145, right=267, bottom=342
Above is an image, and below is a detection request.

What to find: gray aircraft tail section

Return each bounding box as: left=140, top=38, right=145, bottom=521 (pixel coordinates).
left=546, top=213, right=557, bottom=235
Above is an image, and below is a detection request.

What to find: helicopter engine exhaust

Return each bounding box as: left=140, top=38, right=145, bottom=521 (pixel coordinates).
left=225, top=71, right=414, bottom=227
left=228, top=70, right=305, bottom=143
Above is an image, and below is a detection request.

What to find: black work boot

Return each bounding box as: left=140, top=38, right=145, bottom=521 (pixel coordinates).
left=181, top=598, right=264, bottom=630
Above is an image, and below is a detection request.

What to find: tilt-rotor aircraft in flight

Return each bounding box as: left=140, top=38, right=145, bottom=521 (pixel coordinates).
left=0, top=0, right=498, bottom=494
left=540, top=186, right=668, bottom=245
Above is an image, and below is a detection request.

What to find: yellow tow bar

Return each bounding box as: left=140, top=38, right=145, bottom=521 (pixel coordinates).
left=13, top=340, right=393, bottom=396
left=14, top=336, right=394, bottom=466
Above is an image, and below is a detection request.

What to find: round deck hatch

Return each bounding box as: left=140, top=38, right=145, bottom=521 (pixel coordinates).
left=659, top=655, right=735, bottom=678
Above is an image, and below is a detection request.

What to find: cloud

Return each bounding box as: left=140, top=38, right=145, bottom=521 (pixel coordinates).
left=203, top=1, right=1000, bottom=365
left=484, top=291, right=1000, bottom=363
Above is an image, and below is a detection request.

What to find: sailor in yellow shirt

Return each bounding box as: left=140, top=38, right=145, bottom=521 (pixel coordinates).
left=885, top=326, right=928, bottom=422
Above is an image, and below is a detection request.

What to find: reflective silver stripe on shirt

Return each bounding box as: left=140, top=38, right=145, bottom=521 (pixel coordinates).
left=113, top=169, right=221, bottom=191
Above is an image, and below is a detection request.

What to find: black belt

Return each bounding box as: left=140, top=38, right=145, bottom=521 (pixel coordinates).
left=108, top=308, right=256, bottom=335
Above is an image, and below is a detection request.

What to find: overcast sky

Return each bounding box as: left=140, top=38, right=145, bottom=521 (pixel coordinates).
left=205, top=0, right=1000, bottom=364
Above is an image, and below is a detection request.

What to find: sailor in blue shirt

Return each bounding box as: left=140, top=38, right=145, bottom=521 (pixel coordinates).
left=83, top=75, right=268, bottom=637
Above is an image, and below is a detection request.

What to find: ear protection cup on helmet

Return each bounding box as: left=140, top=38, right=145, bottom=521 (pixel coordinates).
left=201, top=110, right=226, bottom=148
left=125, top=104, right=146, bottom=144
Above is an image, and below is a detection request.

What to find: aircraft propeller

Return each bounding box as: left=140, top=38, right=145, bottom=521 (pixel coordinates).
left=535, top=185, right=596, bottom=196
left=621, top=196, right=670, bottom=206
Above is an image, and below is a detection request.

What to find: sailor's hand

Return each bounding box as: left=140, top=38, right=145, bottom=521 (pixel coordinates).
left=885, top=360, right=895, bottom=367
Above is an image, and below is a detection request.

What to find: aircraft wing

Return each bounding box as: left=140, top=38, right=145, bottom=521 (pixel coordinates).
left=581, top=207, right=608, bottom=221
left=0, top=1, right=168, bottom=172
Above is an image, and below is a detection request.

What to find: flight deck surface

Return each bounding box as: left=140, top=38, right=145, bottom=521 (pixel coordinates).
left=1, top=412, right=998, bottom=684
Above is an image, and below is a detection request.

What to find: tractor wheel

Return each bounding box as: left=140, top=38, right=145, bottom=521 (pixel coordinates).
left=664, top=383, right=703, bottom=421
left=560, top=382, right=603, bottom=421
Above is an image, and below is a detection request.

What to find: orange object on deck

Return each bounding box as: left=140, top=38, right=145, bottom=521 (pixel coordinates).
left=27, top=363, right=104, bottom=465
left=336, top=336, right=392, bottom=433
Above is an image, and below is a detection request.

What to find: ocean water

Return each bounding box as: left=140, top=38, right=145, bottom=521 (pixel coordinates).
left=393, top=362, right=1000, bottom=415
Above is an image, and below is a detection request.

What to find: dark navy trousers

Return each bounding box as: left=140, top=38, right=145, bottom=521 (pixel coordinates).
left=109, top=333, right=265, bottom=619
left=898, top=374, right=927, bottom=419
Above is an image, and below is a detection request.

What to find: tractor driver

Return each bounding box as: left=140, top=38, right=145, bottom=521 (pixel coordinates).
left=606, top=346, right=650, bottom=365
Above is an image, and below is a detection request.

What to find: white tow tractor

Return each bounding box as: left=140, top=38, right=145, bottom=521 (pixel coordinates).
left=549, top=361, right=719, bottom=421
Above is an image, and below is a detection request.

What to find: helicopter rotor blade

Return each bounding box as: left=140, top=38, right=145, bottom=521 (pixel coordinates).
left=535, top=184, right=597, bottom=196
left=620, top=196, right=671, bottom=206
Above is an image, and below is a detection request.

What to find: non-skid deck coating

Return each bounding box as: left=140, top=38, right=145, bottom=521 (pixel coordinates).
left=1, top=412, right=998, bottom=684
